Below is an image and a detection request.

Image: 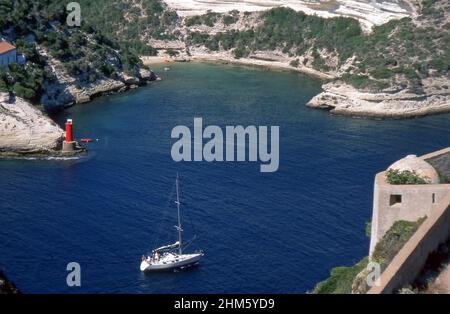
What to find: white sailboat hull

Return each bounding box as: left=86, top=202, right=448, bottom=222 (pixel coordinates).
left=140, top=252, right=203, bottom=272
left=140, top=174, right=203, bottom=273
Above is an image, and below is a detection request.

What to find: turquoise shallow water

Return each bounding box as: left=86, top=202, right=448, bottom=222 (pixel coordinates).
left=0, top=63, right=449, bottom=293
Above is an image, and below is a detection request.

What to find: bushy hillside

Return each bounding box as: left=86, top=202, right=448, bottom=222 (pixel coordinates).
left=1, top=0, right=448, bottom=100
left=61, top=0, right=448, bottom=95
left=0, top=0, right=146, bottom=102
left=186, top=0, right=449, bottom=94
left=48, top=0, right=180, bottom=56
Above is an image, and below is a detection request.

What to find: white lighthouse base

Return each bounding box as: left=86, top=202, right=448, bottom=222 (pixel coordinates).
left=62, top=141, right=76, bottom=152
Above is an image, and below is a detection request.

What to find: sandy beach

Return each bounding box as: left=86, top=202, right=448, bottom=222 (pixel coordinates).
left=141, top=56, right=172, bottom=65
left=190, top=55, right=334, bottom=79
left=141, top=53, right=334, bottom=80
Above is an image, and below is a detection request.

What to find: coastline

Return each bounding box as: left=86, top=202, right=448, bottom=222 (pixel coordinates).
left=2, top=55, right=450, bottom=294
left=142, top=55, right=334, bottom=80
left=0, top=70, right=157, bottom=158
left=0, top=145, right=87, bottom=159
left=0, top=271, right=19, bottom=294
left=307, top=82, right=450, bottom=119
left=143, top=56, right=450, bottom=119
left=139, top=0, right=449, bottom=120
left=189, top=55, right=335, bottom=80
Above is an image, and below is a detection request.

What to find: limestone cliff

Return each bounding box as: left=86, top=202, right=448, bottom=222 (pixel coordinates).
left=0, top=93, right=64, bottom=156
left=163, top=0, right=417, bottom=33
left=38, top=47, right=156, bottom=110
left=306, top=81, right=450, bottom=118
left=0, top=0, right=161, bottom=156
left=139, top=0, right=449, bottom=119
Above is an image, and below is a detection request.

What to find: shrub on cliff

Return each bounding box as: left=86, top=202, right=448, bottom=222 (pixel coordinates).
left=386, top=169, right=429, bottom=185
left=0, top=63, right=47, bottom=102
left=13, top=83, right=36, bottom=100
left=313, top=218, right=426, bottom=294
left=371, top=218, right=426, bottom=271
left=352, top=218, right=426, bottom=293
left=166, top=48, right=180, bottom=57
left=0, top=79, right=8, bottom=93
left=186, top=12, right=219, bottom=27
left=290, top=59, right=300, bottom=68
left=0, top=0, right=149, bottom=103
left=312, top=258, right=368, bottom=294
left=58, top=0, right=177, bottom=49
left=183, top=1, right=449, bottom=94
left=223, top=14, right=239, bottom=26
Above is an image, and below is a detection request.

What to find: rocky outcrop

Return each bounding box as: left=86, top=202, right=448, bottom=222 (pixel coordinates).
left=41, top=78, right=127, bottom=109
left=138, top=68, right=156, bottom=81
left=144, top=1, right=448, bottom=119
left=163, top=0, right=416, bottom=32
left=306, top=82, right=450, bottom=118
left=352, top=267, right=371, bottom=294
left=0, top=45, right=158, bottom=156
left=40, top=71, right=157, bottom=111
left=0, top=92, right=64, bottom=157
left=39, top=46, right=157, bottom=110
left=0, top=271, right=20, bottom=294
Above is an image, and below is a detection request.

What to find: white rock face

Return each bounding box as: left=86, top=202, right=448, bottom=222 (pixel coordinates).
left=163, top=0, right=416, bottom=32
left=306, top=82, right=450, bottom=118
left=138, top=68, right=154, bottom=80
left=0, top=93, right=64, bottom=155
left=38, top=46, right=154, bottom=109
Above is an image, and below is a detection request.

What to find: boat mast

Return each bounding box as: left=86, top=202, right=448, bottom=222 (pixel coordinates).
left=176, top=173, right=182, bottom=255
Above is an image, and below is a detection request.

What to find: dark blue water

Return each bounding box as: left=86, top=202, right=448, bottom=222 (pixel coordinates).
left=1, top=63, right=449, bottom=293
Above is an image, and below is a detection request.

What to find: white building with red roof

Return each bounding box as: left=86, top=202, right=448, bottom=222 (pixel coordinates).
left=0, top=41, right=17, bottom=66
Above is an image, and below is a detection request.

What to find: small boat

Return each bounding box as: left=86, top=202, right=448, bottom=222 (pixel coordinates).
left=80, top=138, right=93, bottom=143
left=140, top=174, right=203, bottom=272
left=164, top=67, right=171, bottom=71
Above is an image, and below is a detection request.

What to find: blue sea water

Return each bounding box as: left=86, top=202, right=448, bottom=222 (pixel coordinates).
left=0, top=63, right=449, bottom=293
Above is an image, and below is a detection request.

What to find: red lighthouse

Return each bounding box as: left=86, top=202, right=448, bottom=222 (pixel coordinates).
left=62, top=118, right=76, bottom=153
left=65, top=119, right=73, bottom=142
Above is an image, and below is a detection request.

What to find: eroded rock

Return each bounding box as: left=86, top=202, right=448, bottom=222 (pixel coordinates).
left=0, top=92, right=64, bottom=156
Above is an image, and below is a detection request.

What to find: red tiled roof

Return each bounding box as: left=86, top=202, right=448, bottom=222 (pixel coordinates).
left=0, top=41, right=16, bottom=54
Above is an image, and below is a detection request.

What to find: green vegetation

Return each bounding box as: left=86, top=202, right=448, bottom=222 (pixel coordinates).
left=386, top=169, right=429, bottom=185
left=2, top=0, right=447, bottom=101
left=313, top=218, right=425, bottom=294
left=0, top=63, right=47, bottom=100
left=223, top=13, right=239, bottom=26
left=0, top=29, right=50, bottom=100
left=186, top=12, right=220, bottom=27
left=186, top=1, right=449, bottom=94
left=289, top=59, right=300, bottom=68
left=371, top=218, right=426, bottom=270
left=340, top=74, right=389, bottom=92
left=312, top=257, right=368, bottom=294
left=188, top=8, right=364, bottom=69
left=0, top=0, right=147, bottom=102
left=185, top=10, right=241, bottom=27
left=47, top=0, right=179, bottom=56
left=166, top=48, right=180, bottom=57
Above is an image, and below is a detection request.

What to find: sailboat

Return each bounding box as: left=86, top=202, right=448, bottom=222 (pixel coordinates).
left=140, top=174, right=203, bottom=272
